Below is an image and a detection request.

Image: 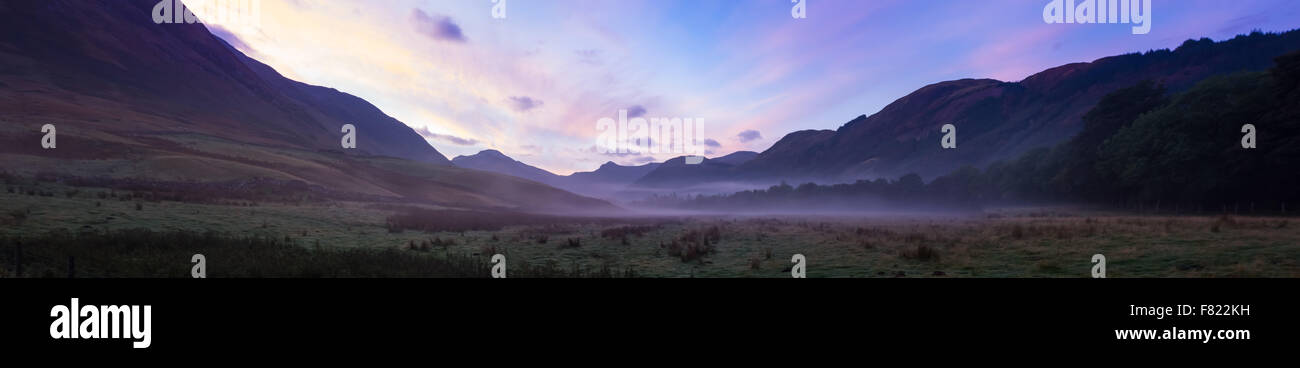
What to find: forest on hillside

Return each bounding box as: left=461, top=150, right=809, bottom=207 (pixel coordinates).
left=642, top=50, right=1300, bottom=213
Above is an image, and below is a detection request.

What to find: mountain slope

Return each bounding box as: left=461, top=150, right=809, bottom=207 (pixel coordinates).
left=0, top=0, right=449, bottom=164
left=633, top=151, right=760, bottom=189
left=711, top=151, right=759, bottom=166
left=793, top=31, right=1300, bottom=180
left=0, top=0, right=613, bottom=213
left=567, top=161, right=661, bottom=186
left=454, top=150, right=668, bottom=199
left=453, top=150, right=562, bottom=186
left=657, top=31, right=1300, bottom=188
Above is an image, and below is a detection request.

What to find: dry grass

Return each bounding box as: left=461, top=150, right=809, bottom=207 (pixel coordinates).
left=2, top=181, right=1297, bottom=278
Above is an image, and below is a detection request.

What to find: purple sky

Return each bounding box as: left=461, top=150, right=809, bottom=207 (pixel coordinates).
left=205, top=0, right=1300, bottom=174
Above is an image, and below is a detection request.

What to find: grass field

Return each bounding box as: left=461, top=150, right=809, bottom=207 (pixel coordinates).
left=2, top=179, right=1297, bottom=278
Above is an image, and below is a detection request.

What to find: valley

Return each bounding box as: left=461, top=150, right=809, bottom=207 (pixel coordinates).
left=1, top=1, right=1297, bottom=279
left=3, top=177, right=1296, bottom=278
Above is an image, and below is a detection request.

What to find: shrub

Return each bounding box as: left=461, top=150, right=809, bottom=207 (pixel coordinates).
left=430, top=237, right=455, bottom=248
left=900, top=245, right=940, bottom=262
left=664, top=236, right=715, bottom=263
left=7, top=209, right=27, bottom=224
left=858, top=240, right=874, bottom=250
left=1211, top=214, right=1237, bottom=233
left=600, top=225, right=659, bottom=239
left=903, top=232, right=926, bottom=243
left=0, top=229, right=635, bottom=278
left=559, top=238, right=581, bottom=249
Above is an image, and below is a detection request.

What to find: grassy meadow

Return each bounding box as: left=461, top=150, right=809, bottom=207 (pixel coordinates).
left=2, top=177, right=1297, bottom=278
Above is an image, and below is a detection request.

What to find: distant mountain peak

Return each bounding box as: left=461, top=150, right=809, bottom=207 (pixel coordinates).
left=452, top=149, right=561, bottom=187
left=457, top=149, right=510, bottom=161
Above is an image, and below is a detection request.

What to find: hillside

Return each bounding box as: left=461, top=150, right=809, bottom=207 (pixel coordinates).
left=0, top=0, right=613, bottom=213
left=648, top=31, right=1300, bottom=189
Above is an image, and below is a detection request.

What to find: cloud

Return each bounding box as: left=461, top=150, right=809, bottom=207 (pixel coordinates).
left=630, top=156, right=658, bottom=164
left=410, top=9, right=466, bottom=43
left=414, top=126, right=478, bottom=146
left=625, top=105, right=647, bottom=118
left=584, top=145, right=643, bottom=158
left=575, top=49, right=603, bottom=65
left=736, top=130, right=763, bottom=143
left=507, top=96, right=544, bottom=112
left=703, top=138, right=721, bottom=148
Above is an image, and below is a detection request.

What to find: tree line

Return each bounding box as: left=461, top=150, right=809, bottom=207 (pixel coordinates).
left=648, top=50, right=1300, bottom=214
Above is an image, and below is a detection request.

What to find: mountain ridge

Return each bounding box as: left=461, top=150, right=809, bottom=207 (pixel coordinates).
left=0, top=0, right=615, bottom=213
left=655, top=30, right=1300, bottom=190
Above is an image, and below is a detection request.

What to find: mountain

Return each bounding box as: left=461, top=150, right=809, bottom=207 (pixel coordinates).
left=0, top=0, right=613, bottom=213
left=567, top=161, right=661, bottom=186
left=710, top=151, right=759, bottom=166
left=451, top=148, right=761, bottom=198
left=453, top=150, right=562, bottom=186
left=649, top=31, right=1300, bottom=188
left=632, top=151, right=759, bottom=189
left=663, top=51, right=1300, bottom=212
left=0, top=0, right=449, bottom=165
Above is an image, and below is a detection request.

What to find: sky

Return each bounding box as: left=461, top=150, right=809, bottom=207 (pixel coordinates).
left=198, top=0, right=1300, bottom=175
